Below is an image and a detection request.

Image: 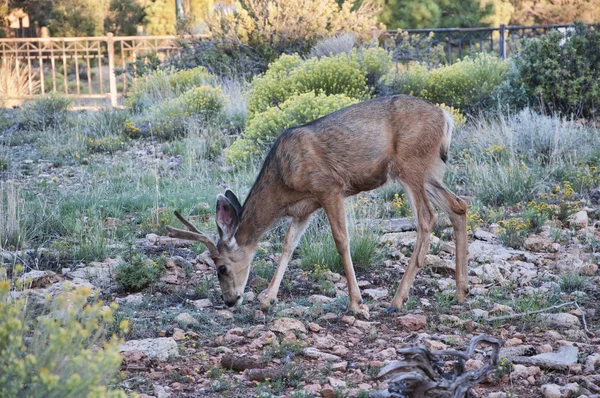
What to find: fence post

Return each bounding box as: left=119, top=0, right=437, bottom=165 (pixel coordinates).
left=499, top=24, right=506, bottom=60
left=106, top=32, right=118, bottom=107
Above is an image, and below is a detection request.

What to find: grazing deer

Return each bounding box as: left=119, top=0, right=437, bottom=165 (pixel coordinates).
left=166, top=95, right=468, bottom=317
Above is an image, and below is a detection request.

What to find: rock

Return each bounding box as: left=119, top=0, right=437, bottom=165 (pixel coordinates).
left=472, top=263, right=506, bottom=283
left=153, top=384, right=171, bottom=398
left=270, top=318, right=307, bottom=334
left=172, top=328, right=186, bottom=341
left=303, top=347, right=341, bottom=361
left=191, top=299, right=212, bottom=309
left=537, top=313, right=580, bottom=328
left=474, top=228, right=495, bottom=241
left=308, top=295, right=335, bottom=305
left=425, top=254, right=455, bottom=273
left=116, top=293, right=144, bottom=305
left=66, top=259, right=114, bottom=287
left=395, top=314, right=426, bottom=332
left=243, top=291, right=255, bottom=302
left=538, top=344, right=553, bottom=354
left=490, top=303, right=514, bottom=314
left=174, top=312, right=197, bottom=327
left=511, top=364, right=530, bottom=378
left=119, top=338, right=178, bottom=361
left=585, top=353, right=600, bottom=373
left=524, top=235, right=552, bottom=252
left=472, top=309, right=489, bottom=320
left=332, top=361, right=348, bottom=371
left=541, top=384, right=562, bottom=398
left=363, top=288, right=388, bottom=300
left=378, top=347, right=397, bottom=359
left=513, top=346, right=579, bottom=370
left=488, top=393, right=507, bottom=398
left=21, top=270, right=60, bottom=288
left=327, top=377, right=346, bottom=388
left=308, top=322, right=322, bottom=333
left=568, top=211, right=588, bottom=229
left=466, top=359, right=484, bottom=371
left=505, top=338, right=523, bottom=347
left=424, top=339, right=447, bottom=351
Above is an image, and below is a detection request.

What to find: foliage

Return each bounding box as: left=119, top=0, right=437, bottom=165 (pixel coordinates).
left=46, top=0, right=108, bottom=37
left=309, top=34, right=357, bottom=58
left=207, top=0, right=382, bottom=57
left=144, top=85, right=226, bottom=139
left=507, top=22, right=600, bottom=118
left=0, top=59, right=38, bottom=108
left=0, top=182, right=22, bottom=249
left=377, top=0, right=494, bottom=29
left=247, top=53, right=370, bottom=117
left=510, top=0, right=600, bottom=25
left=0, top=276, right=126, bottom=397
left=126, top=66, right=216, bottom=112
left=390, top=53, right=508, bottom=111
left=225, top=92, right=359, bottom=164
left=143, top=0, right=176, bottom=35
left=114, top=253, right=165, bottom=291
left=20, top=93, right=72, bottom=130
left=104, top=0, right=145, bottom=36
left=382, top=31, right=446, bottom=68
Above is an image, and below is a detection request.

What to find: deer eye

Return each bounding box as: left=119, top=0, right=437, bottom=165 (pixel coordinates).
left=218, top=266, right=227, bottom=275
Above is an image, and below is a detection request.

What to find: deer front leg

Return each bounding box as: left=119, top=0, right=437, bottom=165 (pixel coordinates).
left=321, top=195, right=369, bottom=320
left=258, top=215, right=312, bottom=309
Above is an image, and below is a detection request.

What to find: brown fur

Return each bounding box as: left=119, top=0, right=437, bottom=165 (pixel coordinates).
left=167, top=95, right=469, bottom=313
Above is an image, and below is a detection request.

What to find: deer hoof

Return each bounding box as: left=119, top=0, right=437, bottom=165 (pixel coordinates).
left=384, top=306, right=399, bottom=314
left=257, top=290, right=277, bottom=309
left=347, top=304, right=370, bottom=320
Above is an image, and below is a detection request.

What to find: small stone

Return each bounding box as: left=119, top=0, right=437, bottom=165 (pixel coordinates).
left=568, top=211, right=588, bottom=229
left=332, top=361, right=348, bottom=371
left=174, top=312, right=197, bottom=327
left=538, top=344, right=553, bottom=353
left=270, top=317, right=307, bottom=334
left=395, top=314, right=426, bottom=332
left=505, top=338, right=524, bottom=347
left=303, top=347, right=341, bottom=361
left=490, top=303, right=514, bottom=314
left=327, top=377, right=346, bottom=388
left=363, top=288, right=388, bottom=300
left=304, top=384, right=321, bottom=393
left=424, top=339, right=447, bottom=351
left=487, top=393, right=507, bottom=398
left=537, top=313, right=580, bottom=328
left=378, top=347, right=396, bottom=359
left=119, top=338, right=178, bottom=361
left=191, top=299, right=212, bottom=310
left=585, top=352, right=600, bottom=373
left=341, top=315, right=356, bottom=325
left=511, top=364, right=530, bottom=378
left=308, top=322, right=322, bottom=333
left=541, top=384, right=561, bottom=398
left=466, top=359, right=484, bottom=371
left=472, top=309, right=489, bottom=320
left=172, top=328, right=186, bottom=341
left=308, top=295, right=335, bottom=305
left=243, top=291, right=255, bottom=302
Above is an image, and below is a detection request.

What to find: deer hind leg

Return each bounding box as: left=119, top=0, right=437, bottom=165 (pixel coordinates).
left=390, top=184, right=438, bottom=309
left=426, top=179, right=469, bottom=302
left=258, top=214, right=313, bottom=309
left=320, top=193, right=369, bottom=319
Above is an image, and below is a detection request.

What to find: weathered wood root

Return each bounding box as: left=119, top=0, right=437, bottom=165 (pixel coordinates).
left=371, top=334, right=502, bottom=398
left=220, top=354, right=266, bottom=371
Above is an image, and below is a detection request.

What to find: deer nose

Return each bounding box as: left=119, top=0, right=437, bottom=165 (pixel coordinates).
left=224, top=295, right=242, bottom=307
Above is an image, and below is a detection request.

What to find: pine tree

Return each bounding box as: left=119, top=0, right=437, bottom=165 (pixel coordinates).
left=144, top=0, right=177, bottom=35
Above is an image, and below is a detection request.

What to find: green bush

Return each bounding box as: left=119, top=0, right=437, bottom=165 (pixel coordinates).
left=0, top=275, right=126, bottom=398
left=145, top=85, right=227, bottom=140
left=126, top=66, right=216, bottom=111
left=20, top=93, right=72, bottom=129
left=350, top=47, right=393, bottom=87
left=114, top=253, right=165, bottom=292
left=247, top=53, right=370, bottom=116
left=390, top=53, right=508, bottom=111
left=507, top=22, right=600, bottom=118
left=225, top=92, right=359, bottom=164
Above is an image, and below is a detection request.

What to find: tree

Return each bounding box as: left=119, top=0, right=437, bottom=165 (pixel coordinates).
left=104, top=0, right=145, bottom=36
left=46, top=0, right=110, bottom=36
left=509, top=0, right=600, bottom=25
left=438, top=0, right=494, bottom=27
left=143, top=0, right=177, bottom=35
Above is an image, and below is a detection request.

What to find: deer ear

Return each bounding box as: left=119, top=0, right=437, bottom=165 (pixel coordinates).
left=216, top=194, right=240, bottom=243
left=224, top=189, right=243, bottom=218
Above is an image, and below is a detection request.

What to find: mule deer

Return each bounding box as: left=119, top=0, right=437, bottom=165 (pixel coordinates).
left=166, top=95, right=468, bottom=317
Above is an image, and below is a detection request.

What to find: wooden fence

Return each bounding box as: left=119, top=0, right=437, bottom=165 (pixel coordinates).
left=0, top=34, right=185, bottom=106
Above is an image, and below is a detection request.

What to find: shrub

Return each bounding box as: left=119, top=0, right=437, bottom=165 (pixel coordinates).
left=248, top=53, right=370, bottom=117
left=114, top=253, right=165, bottom=292
left=390, top=53, right=508, bottom=111
left=350, top=47, right=393, bottom=87
left=0, top=59, right=38, bottom=108
left=20, top=93, right=72, bottom=129
left=126, top=66, right=216, bottom=111
left=225, top=92, right=359, bottom=164
left=145, top=85, right=227, bottom=140
left=0, top=277, right=126, bottom=397
left=309, top=34, right=357, bottom=58
left=508, top=22, right=600, bottom=118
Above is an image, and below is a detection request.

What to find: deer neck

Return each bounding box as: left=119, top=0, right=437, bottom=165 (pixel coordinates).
left=235, top=184, right=282, bottom=250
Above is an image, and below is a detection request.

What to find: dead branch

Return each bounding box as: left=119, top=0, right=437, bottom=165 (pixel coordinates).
left=220, top=354, right=266, bottom=371
left=372, top=334, right=502, bottom=398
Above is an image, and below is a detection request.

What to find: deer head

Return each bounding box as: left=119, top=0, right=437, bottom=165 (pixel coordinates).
left=165, top=190, right=253, bottom=308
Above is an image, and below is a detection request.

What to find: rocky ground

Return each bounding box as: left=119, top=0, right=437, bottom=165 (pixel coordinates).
left=2, top=126, right=600, bottom=398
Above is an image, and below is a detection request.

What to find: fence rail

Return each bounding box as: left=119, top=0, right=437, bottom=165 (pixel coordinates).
left=0, top=34, right=195, bottom=106
left=0, top=23, right=594, bottom=106
left=386, top=23, right=595, bottom=66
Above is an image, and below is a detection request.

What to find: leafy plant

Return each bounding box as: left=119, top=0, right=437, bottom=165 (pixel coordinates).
left=20, top=93, right=72, bottom=130
left=0, top=277, right=126, bottom=397
left=114, top=253, right=165, bottom=292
